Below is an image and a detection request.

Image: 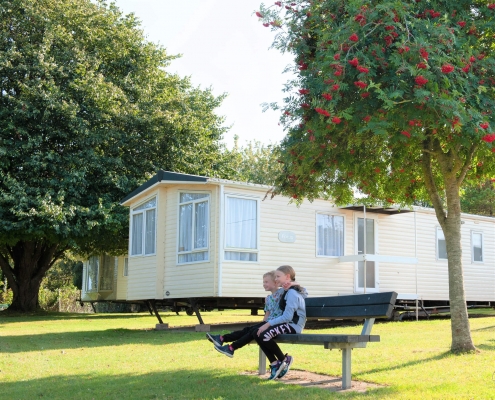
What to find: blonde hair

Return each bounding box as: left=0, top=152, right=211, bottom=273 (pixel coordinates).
left=263, top=270, right=276, bottom=280
left=277, top=265, right=296, bottom=281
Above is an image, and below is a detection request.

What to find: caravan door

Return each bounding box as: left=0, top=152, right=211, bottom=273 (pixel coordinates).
left=355, top=216, right=379, bottom=293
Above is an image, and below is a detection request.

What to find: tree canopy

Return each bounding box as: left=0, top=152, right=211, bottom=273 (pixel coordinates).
left=0, top=0, right=230, bottom=310
left=257, top=0, right=495, bottom=352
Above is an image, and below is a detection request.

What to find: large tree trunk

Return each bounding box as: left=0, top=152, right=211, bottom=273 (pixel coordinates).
left=443, top=181, right=476, bottom=352
left=422, top=141, right=476, bottom=352
left=0, top=241, right=65, bottom=312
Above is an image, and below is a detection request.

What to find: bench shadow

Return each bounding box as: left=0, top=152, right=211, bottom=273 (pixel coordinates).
left=0, top=329, right=205, bottom=353
left=0, top=369, right=398, bottom=399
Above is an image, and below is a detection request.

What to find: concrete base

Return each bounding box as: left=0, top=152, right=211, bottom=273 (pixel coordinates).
left=194, top=324, right=211, bottom=332
left=155, top=323, right=169, bottom=330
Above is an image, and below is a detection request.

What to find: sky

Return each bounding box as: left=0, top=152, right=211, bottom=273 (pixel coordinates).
left=112, top=0, right=295, bottom=148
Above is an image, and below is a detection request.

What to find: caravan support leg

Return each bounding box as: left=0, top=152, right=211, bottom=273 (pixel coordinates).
left=90, top=302, right=96, bottom=313
left=145, top=301, right=154, bottom=316
left=149, top=300, right=164, bottom=324
left=189, top=298, right=205, bottom=324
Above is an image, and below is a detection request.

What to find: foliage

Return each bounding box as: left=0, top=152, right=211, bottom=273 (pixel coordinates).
left=257, top=0, right=495, bottom=204
left=43, top=258, right=83, bottom=291
left=460, top=180, right=495, bottom=216
left=256, top=0, right=495, bottom=352
left=0, top=0, right=232, bottom=310
left=225, top=136, right=283, bottom=185
left=38, top=284, right=92, bottom=312
left=1, top=311, right=495, bottom=398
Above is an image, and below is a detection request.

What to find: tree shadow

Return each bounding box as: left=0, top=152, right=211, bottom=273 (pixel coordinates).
left=0, top=328, right=204, bottom=353
left=0, top=369, right=397, bottom=399
left=472, top=325, right=495, bottom=332
left=358, top=351, right=453, bottom=375
left=0, top=311, right=160, bottom=322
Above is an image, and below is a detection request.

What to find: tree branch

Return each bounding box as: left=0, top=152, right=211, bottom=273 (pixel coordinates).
left=422, top=138, right=447, bottom=225
left=0, top=248, right=18, bottom=293
left=457, top=143, right=478, bottom=187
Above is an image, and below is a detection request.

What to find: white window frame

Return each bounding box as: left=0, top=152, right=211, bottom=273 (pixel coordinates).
left=436, top=226, right=448, bottom=260
left=129, top=196, right=157, bottom=257
left=123, top=257, right=129, bottom=277
left=471, top=231, right=484, bottom=263
left=223, top=194, right=260, bottom=263
left=176, top=191, right=210, bottom=265
left=315, top=212, right=345, bottom=258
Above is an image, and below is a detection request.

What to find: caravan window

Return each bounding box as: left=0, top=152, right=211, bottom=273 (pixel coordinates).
left=130, top=197, right=157, bottom=256
left=224, top=196, right=259, bottom=262
left=472, top=231, right=483, bottom=263
left=436, top=227, right=447, bottom=260
left=316, top=213, right=344, bottom=257
left=178, top=193, right=210, bottom=264
left=99, top=255, right=115, bottom=291
left=86, top=256, right=99, bottom=292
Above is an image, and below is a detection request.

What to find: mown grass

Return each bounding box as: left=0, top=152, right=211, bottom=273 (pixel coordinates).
left=1, top=309, right=495, bottom=399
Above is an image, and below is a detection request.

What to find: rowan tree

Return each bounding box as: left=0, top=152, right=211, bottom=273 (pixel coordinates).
left=0, top=0, right=229, bottom=311
left=257, top=0, right=495, bottom=352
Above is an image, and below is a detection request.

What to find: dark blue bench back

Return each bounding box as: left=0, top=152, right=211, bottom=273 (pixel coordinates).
left=305, top=292, right=398, bottom=319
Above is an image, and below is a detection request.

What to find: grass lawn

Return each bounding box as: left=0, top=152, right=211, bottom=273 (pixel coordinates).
left=1, top=309, right=495, bottom=399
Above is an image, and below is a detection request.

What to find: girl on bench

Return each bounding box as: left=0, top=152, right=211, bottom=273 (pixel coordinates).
left=255, top=265, right=307, bottom=380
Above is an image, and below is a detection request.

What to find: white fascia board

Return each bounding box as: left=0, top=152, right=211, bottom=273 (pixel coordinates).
left=338, top=254, right=418, bottom=264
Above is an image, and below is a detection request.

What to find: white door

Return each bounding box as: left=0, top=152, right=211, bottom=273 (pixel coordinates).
left=355, top=216, right=379, bottom=293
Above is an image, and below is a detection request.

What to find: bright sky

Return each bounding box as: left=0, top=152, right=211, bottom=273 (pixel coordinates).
left=112, top=0, right=295, bottom=148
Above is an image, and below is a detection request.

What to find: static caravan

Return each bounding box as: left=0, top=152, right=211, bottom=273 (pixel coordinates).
left=81, top=171, right=495, bottom=319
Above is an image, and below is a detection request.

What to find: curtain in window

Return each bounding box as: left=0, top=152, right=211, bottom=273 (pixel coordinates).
left=194, top=201, right=208, bottom=249
left=131, top=213, right=143, bottom=255
left=178, top=195, right=209, bottom=264
left=317, top=214, right=344, bottom=256
left=226, top=198, right=257, bottom=249
left=86, top=256, right=99, bottom=291
left=99, top=255, right=114, bottom=291
left=145, top=209, right=156, bottom=255
left=178, top=204, right=193, bottom=252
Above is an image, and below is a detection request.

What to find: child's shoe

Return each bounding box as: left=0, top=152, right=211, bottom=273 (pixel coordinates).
left=214, top=344, right=234, bottom=358
left=277, top=354, right=293, bottom=378
left=267, top=360, right=286, bottom=380
left=206, top=333, right=223, bottom=347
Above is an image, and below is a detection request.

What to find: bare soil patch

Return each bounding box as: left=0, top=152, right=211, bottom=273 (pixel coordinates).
left=242, top=369, right=384, bottom=392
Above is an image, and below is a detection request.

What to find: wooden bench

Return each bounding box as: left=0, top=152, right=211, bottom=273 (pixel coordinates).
left=258, top=291, right=398, bottom=389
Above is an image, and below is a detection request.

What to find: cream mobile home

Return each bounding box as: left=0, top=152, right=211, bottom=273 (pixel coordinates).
left=81, top=171, right=495, bottom=320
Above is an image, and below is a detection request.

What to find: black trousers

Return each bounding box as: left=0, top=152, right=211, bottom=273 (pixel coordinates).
left=252, top=322, right=297, bottom=363
left=222, top=322, right=265, bottom=350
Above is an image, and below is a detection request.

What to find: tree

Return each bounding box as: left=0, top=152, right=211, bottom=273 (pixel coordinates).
left=0, top=0, right=230, bottom=311
left=225, top=136, right=283, bottom=185
left=257, top=0, right=495, bottom=352
left=461, top=180, right=495, bottom=216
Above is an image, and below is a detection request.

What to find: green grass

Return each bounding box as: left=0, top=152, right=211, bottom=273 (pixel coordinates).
left=1, top=310, right=495, bottom=399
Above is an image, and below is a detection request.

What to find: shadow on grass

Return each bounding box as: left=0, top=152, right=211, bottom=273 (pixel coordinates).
left=0, top=329, right=203, bottom=353
left=0, top=311, right=162, bottom=322
left=359, top=351, right=453, bottom=376
left=0, top=369, right=398, bottom=400
left=472, top=324, right=495, bottom=332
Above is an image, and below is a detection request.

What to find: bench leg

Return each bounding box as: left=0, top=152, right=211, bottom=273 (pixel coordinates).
left=342, top=346, right=352, bottom=389
left=258, top=347, right=267, bottom=375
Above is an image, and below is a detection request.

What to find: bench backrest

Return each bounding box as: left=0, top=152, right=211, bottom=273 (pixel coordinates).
left=305, top=292, right=397, bottom=319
